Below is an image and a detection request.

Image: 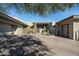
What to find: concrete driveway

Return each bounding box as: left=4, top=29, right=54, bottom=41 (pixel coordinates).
left=33, top=34, right=79, bottom=56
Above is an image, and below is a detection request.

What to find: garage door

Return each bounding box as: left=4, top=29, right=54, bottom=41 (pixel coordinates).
left=0, top=22, right=11, bottom=34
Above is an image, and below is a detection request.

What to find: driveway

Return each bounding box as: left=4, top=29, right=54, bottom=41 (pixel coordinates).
left=33, top=33, right=79, bottom=56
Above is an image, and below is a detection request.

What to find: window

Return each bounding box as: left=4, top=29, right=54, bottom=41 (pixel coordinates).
left=67, top=24, right=69, bottom=38
left=11, top=25, right=17, bottom=34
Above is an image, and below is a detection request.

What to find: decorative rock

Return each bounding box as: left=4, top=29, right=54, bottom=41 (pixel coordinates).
left=2, top=49, right=9, bottom=55
left=0, top=35, right=49, bottom=56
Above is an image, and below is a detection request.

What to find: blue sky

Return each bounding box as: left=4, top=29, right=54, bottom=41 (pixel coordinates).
left=8, top=6, right=79, bottom=22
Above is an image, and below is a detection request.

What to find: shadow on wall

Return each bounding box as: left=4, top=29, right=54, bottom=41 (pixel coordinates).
left=0, top=35, right=52, bottom=56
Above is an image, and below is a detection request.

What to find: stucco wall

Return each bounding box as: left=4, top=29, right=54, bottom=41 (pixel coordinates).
left=73, top=19, right=79, bottom=40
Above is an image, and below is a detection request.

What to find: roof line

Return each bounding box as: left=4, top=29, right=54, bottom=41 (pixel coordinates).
left=56, top=15, right=79, bottom=24
left=0, top=12, right=28, bottom=26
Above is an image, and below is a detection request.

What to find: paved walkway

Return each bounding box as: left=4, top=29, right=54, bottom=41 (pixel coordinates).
left=33, top=33, right=79, bottom=56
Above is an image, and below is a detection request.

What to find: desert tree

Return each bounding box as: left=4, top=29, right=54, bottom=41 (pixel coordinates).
left=0, top=3, right=77, bottom=16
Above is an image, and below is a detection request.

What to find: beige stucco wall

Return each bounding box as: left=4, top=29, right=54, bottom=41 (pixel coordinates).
left=73, top=19, right=79, bottom=40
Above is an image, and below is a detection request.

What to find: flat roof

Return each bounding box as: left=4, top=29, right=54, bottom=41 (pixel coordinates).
left=56, top=15, right=79, bottom=24
left=33, top=22, right=52, bottom=24
left=0, top=12, right=28, bottom=26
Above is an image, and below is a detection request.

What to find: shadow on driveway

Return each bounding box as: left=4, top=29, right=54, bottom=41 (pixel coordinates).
left=0, top=35, right=53, bottom=56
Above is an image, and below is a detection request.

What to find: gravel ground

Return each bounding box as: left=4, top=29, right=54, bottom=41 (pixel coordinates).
left=1, top=34, right=79, bottom=56
left=0, top=35, right=52, bottom=56
left=33, top=33, right=79, bottom=56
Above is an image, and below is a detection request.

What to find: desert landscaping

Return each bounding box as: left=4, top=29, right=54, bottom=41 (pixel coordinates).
left=0, top=33, right=79, bottom=56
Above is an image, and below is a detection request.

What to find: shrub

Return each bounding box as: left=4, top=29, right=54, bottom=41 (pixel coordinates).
left=22, top=27, right=34, bottom=35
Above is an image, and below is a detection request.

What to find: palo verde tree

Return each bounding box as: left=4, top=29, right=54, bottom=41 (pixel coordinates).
left=0, top=3, right=77, bottom=16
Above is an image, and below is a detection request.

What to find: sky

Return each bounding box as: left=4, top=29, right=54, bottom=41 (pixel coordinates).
left=8, top=6, right=79, bottom=23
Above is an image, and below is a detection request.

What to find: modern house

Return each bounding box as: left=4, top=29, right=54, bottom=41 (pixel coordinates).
left=0, top=13, right=28, bottom=36
left=33, top=22, right=55, bottom=34
left=55, top=15, right=79, bottom=40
